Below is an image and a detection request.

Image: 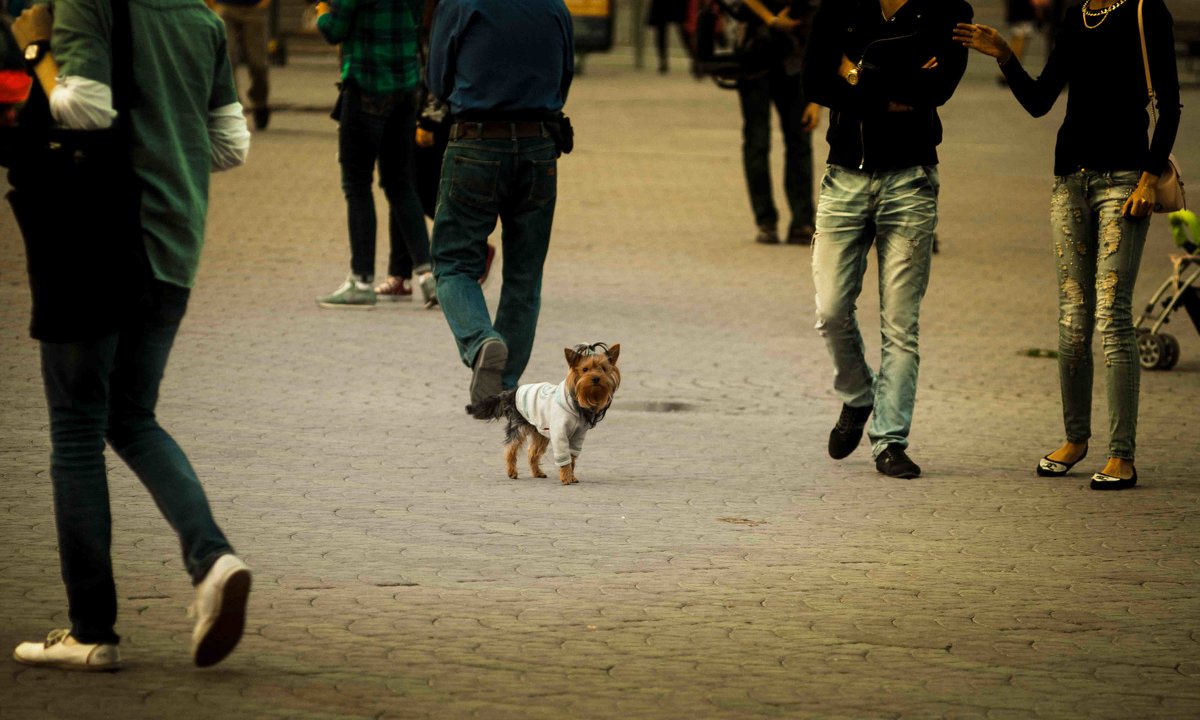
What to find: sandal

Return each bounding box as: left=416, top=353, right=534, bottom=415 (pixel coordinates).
left=1036, top=445, right=1088, bottom=477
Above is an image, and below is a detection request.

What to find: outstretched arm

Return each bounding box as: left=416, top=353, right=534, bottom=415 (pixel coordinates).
left=954, top=21, right=1068, bottom=118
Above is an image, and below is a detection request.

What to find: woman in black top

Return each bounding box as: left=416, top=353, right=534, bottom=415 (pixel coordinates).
left=954, top=0, right=1180, bottom=491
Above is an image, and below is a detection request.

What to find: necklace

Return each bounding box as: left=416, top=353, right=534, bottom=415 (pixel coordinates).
left=1082, top=0, right=1129, bottom=29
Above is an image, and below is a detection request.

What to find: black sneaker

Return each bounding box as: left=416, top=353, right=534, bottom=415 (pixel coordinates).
left=828, top=403, right=871, bottom=459
left=253, top=107, right=271, bottom=130
left=875, top=445, right=921, bottom=479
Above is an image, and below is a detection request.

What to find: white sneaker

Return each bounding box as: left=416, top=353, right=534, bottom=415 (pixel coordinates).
left=417, top=272, right=438, bottom=309
left=189, top=554, right=251, bottom=667
left=13, top=629, right=121, bottom=671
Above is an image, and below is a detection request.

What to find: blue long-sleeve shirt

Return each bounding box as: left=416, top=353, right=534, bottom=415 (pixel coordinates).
left=427, top=0, right=574, bottom=118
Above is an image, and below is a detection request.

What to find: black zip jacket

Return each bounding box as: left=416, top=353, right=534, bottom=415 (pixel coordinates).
left=802, top=0, right=973, bottom=172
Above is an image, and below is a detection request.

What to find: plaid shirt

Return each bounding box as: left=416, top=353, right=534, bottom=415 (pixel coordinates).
left=317, top=0, right=422, bottom=96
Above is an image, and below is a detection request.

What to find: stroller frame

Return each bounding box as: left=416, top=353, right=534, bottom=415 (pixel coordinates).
left=1135, top=211, right=1200, bottom=370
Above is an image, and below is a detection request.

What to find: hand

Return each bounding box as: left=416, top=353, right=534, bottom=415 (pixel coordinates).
left=800, top=102, right=821, bottom=132
left=769, top=14, right=800, bottom=33
left=838, top=54, right=857, bottom=80
left=12, top=5, right=53, bottom=50
left=415, top=127, right=434, bottom=148
left=953, top=23, right=1013, bottom=63
left=315, top=1, right=331, bottom=17
left=1122, top=174, right=1158, bottom=218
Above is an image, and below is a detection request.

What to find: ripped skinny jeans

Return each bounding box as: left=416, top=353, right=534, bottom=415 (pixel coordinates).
left=1051, top=170, right=1149, bottom=459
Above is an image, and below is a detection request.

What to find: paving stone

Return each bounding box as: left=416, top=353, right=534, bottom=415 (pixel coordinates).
left=2, top=30, right=1200, bottom=719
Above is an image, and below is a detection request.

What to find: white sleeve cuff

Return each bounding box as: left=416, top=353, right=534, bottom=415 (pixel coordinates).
left=209, top=102, right=251, bottom=171
left=48, top=76, right=118, bottom=130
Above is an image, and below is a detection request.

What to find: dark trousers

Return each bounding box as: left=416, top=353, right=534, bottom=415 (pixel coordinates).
left=737, top=68, right=815, bottom=234
left=431, top=136, right=559, bottom=389
left=39, top=282, right=233, bottom=644
left=339, top=84, right=429, bottom=280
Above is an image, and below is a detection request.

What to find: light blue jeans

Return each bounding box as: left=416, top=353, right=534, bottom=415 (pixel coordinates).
left=1051, top=170, right=1149, bottom=459
left=812, top=164, right=939, bottom=457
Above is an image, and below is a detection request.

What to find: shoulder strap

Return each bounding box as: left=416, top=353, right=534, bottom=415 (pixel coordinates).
left=109, top=0, right=136, bottom=114
left=1137, top=0, right=1156, bottom=123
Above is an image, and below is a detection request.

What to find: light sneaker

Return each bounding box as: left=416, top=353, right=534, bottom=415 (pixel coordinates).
left=469, top=338, right=507, bottom=404
left=417, top=271, right=438, bottom=309
left=190, top=554, right=251, bottom=668
left=317, top=276, right=376, bottom=309
left=13, top=629, right=121, bottom=671
left=374, top=275, right=413, bottom=301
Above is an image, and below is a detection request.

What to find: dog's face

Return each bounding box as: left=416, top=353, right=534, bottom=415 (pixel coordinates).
left=565, top=343, right=621, bottom=412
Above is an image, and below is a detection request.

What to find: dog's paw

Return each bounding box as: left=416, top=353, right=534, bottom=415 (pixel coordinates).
left=533, top=469, right=547, bottom=478
left=507, top=468, right=518, bottom=479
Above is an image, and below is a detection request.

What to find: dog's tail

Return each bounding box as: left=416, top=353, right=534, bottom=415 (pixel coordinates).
left=466, top=390, right=515, bottom=421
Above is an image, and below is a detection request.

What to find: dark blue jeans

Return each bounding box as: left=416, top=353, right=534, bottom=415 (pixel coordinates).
left=737, top=68, right=814, bottom=234
left=339, top=83, right=429, bottom=280
left=431, top=135, right=558, bottom=389
left=39, top=282, right=233, bottom=644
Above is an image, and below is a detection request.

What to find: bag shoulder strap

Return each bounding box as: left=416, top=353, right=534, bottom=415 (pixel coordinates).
left=1137, top=0, right=1157, bottom=123
left=110, top=0, right=136, bottom=115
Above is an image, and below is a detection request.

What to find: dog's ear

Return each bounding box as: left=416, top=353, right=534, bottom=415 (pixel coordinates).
left=565, top=347, right=582, bottom=368
left=606, top=344, right=620, bottom=365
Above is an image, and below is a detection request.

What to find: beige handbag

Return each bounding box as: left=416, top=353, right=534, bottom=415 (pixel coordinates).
left=1138, top=0, right=1186, bottom=212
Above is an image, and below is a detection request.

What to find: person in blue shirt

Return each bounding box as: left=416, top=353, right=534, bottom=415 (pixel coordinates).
left=427, top=0, right=574, bottom=404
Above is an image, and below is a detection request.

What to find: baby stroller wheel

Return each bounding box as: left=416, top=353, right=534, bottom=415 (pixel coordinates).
left=1138, top=332, right=1165, bottom=370
left=1159, top=333, right=1180, bottom=370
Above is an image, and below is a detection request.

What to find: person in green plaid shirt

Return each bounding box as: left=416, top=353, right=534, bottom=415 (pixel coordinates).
left=315, top=0, right=435, bottom=309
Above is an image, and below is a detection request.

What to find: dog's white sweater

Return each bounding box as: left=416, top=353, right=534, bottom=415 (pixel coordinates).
left=515, top=381, right=589, bottom=467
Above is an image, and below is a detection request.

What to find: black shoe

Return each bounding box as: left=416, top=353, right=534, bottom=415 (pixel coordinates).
left=1089, top=469, right=1137, bottom=490
left=875, top=445, right=921, bottom=479
left=786, top=225, right=814, bottom=245
left=828, top=403, right=871, bottom=459
left=253, top=106, right=271, bottom=130
left=754, top=225, right=780, bottom=245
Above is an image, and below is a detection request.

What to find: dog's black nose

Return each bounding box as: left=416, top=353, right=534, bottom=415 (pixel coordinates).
left=591, top=376, right=600, bottom=385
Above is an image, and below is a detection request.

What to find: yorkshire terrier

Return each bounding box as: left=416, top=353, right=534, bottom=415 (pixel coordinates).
left=466, top=343, right=621, bottom=485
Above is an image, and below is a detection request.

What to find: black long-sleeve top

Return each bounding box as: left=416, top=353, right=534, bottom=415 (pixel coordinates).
left=802, top=0, right=973, bottom=171
left=1000, top=0, right=1181, bottom=177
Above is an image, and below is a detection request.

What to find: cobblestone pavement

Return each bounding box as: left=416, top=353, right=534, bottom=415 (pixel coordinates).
left=2, top=40, right=1199, bottom=720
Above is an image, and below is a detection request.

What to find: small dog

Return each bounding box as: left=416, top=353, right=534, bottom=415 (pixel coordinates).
left=467, top=342, right=621, bottom=485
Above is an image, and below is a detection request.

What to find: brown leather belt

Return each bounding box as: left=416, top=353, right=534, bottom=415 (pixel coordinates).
left=450, top=121, right=546, bottom=141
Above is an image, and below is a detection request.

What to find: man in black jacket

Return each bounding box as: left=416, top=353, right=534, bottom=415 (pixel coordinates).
left=802, top=0, right=972, bottom=479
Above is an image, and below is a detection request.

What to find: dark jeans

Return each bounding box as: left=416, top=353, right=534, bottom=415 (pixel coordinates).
left=339, top=83, right=429, bottom=281
left=431, top=135, right=558, bottom=389
left=39, top=282, right=233, bottom=644
left=737, top=68, right=814, bottom=234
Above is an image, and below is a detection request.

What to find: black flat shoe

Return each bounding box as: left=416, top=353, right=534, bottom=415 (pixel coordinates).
left=1089, top=469, right=1137, bottom=490
left=1036, top=445, right=1088, bottom=477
